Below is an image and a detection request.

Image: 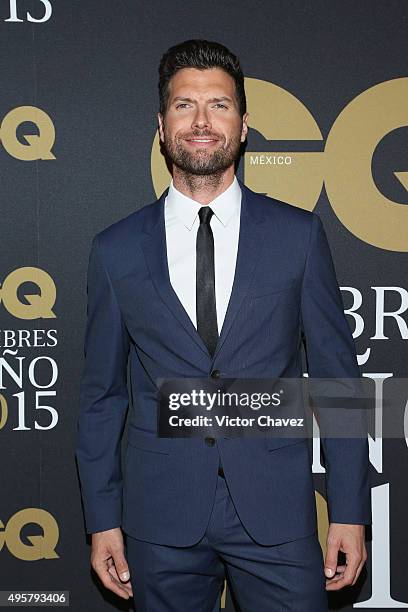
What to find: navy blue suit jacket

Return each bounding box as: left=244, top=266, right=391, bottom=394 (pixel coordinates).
left=75, top=179, right=371, bottom=545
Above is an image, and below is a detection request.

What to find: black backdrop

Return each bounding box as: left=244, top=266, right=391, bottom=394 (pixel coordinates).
left=1, top=1, right=407, bottom=610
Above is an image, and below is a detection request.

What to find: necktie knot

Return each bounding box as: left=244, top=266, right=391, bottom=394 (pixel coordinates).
left=198, top=206, right=214, bottom=225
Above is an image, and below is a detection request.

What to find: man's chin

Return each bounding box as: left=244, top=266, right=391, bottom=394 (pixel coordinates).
left=174, top=155, right=227, bottom=176
left=175, top=164, right=222, bottom=176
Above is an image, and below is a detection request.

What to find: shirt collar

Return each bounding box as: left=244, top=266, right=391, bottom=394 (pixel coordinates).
left=166, top=175, right=241, bottom=230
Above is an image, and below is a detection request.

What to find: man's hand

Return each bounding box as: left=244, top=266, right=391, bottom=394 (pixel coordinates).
left=324, top=523, right=367, bottom=591
left=91, top=527, right=133, bottom=600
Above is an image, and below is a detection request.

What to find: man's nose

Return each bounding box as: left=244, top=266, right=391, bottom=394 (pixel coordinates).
left=191, top=107, right=211, bottom=130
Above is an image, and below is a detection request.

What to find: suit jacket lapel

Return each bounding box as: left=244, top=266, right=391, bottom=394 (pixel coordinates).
left=140, top=188, right=210, bottom=357
left=212, top=180, right=266, bottom=361
left=140, top=179, right=267, bottom=362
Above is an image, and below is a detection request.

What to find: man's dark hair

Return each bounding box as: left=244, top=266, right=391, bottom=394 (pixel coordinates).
left=158, top=39, right=246, bottom=117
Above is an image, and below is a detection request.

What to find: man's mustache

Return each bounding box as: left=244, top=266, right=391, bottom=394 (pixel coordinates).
left=181, top=132, right=223, bottom=141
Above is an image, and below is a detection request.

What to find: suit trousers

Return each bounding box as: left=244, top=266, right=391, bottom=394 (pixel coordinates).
left=124, top=461, right=328, bottom=612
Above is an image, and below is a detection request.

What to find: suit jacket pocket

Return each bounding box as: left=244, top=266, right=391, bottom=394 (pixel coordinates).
left=250, top=279, right=297, bottom=299
left=126, top=428, right=170, bottom=455
left=267, top=437, right=308, bottom=452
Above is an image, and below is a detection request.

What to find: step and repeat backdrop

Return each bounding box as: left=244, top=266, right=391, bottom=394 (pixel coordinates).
left=1, top=1, right=407, bottom=610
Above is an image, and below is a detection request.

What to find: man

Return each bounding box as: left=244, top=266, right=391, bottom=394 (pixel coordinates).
left=75, top=39, right=371, bottom=611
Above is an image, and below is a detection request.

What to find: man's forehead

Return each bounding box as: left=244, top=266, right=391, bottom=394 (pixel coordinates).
left=169, top=67, right=235, bottom=95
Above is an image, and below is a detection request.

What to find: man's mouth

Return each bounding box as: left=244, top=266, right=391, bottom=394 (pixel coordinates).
left=185, top=137, right=219, bottom=146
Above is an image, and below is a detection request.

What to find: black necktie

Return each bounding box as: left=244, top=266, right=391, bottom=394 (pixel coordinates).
left=196, top=206, right=219, bottom=357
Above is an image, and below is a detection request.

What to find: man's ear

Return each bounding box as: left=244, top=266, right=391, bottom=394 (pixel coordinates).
left=241, top=112, right=249, bottom=142
left=157, top=112, right=165, bottom=142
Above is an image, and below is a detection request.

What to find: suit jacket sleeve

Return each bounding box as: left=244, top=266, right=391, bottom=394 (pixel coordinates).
left=75, top=235, right=131, bottom=534
left=300, top=212, right=372, bottom=525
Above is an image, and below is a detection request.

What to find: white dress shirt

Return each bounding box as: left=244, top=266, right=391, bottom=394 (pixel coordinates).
left=164, top=175, right=242, bottom=334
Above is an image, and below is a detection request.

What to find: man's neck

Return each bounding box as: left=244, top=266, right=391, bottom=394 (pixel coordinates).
left=172, top=165, right=235, bottom=205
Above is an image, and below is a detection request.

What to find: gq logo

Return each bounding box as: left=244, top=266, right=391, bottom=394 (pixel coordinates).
left=0, top=268, right=56, bottom=319
left=0, top=509, right=59, bottom=560
left=151, top=77, right=408, bottom=252
left=0, top=107, right=56, bottom=160
left=4, top=0, right=52, bottom=23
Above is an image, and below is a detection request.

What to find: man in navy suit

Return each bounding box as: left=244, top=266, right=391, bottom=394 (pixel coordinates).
left=75, top=39, right=371, bottom=611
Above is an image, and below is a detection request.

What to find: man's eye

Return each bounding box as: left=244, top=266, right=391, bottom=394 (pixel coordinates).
left=176, top=104, right=189, bottom=109
left=214, top=103, right=227, bottom=109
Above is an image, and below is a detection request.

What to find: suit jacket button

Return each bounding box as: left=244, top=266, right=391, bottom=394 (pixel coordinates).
left=205, top=437, right=216, bottom=447
left=210, top=369, right=220, bottom=379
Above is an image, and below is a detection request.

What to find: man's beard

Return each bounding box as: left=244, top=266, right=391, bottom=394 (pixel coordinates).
left=162, top=129, right=242, bottom=176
